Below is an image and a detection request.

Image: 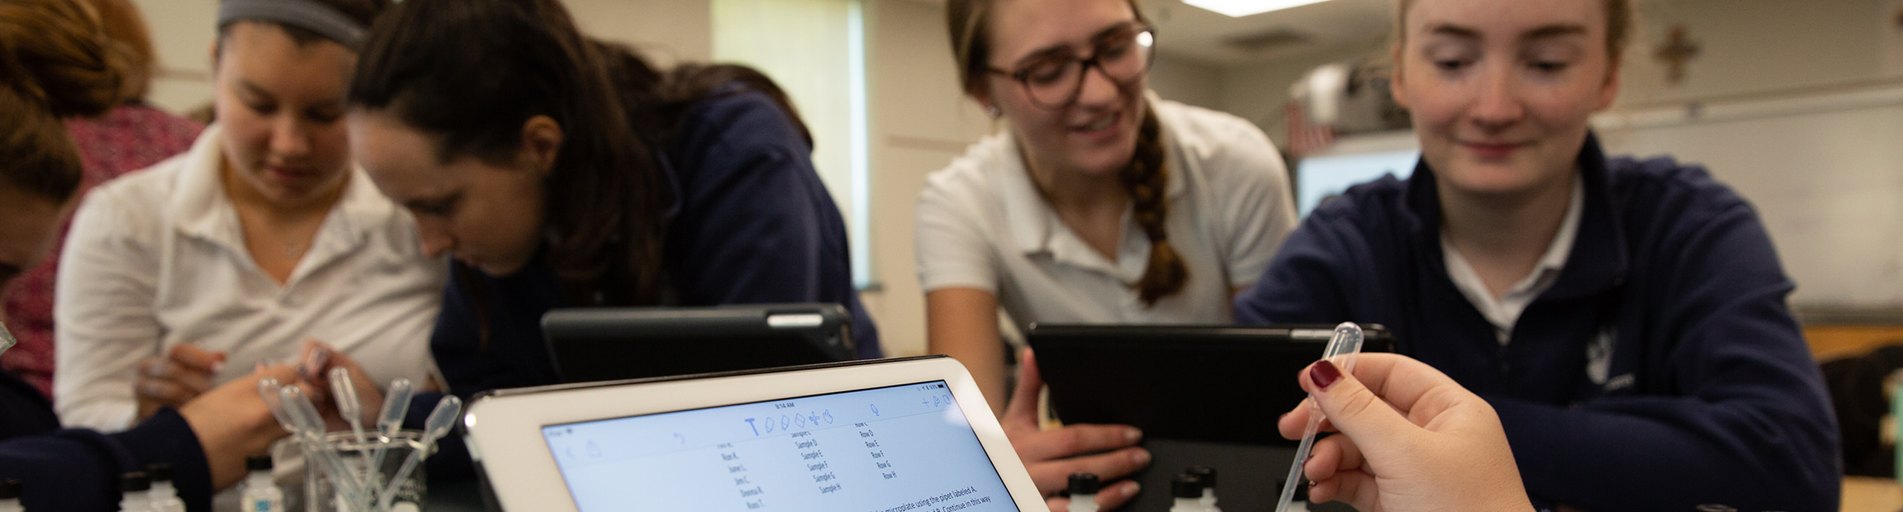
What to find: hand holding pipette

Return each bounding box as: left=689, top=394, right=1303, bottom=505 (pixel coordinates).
left=1274, top=353, right=1532, bottom=512
left=1273, top=322, right=1364, bottom=512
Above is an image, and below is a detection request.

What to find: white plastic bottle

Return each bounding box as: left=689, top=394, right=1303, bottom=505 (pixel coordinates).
left=117, top=473, right=151, bottom=512
left=0, top=478, right=23, bottom=512
left=1066, top=473, right=1100, bottom=512
left=1168, top=474, right=1203, bottom=512
left=238, top=456, right=283, bottom=512
left=1186, top=466, right=1220, bottom=512
left=144, top=465, right=184, bottom=512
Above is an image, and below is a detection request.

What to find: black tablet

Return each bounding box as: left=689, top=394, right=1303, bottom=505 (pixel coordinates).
left=1027, top=324, right=1392, bottom=512
left=541, top=303, right=855, bottom=384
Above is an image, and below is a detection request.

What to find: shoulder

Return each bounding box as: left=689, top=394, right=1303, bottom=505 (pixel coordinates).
left=1154, top=99, right=1288, bottom=188
left=1302, top=173, right=1415, bottom=243
left=677, top=90, right=808, bottom=157
left=1603, top=154, right=1758, bottom=228
left=76, top=153, right=188, bottom=227
left=919, top=133, right=1011, bottom=221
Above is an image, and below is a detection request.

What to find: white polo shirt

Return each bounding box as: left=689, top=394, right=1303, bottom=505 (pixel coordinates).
left=54, top=125, right=447, bottom=431
left=916, top=98, right=1297, bottom=330
left=1440, top=174, right=1585, bottom=346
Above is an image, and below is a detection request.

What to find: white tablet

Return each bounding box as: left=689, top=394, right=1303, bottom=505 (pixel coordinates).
left=461, top=356, right=1048, bottom=512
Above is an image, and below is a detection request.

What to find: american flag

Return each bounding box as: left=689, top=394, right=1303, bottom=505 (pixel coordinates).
left=1284, top=101, right=1336, bottom=158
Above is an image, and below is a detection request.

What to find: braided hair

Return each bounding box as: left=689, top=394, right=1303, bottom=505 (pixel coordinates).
left=1121, top=107, right=1186, bottom=305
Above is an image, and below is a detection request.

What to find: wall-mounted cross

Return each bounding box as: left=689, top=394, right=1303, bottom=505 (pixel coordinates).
left=1654, top=25, right=1702, bottom=85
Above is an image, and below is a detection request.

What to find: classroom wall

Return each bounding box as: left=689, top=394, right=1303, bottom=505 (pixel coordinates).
left=134, top=0, right=715, bottom=115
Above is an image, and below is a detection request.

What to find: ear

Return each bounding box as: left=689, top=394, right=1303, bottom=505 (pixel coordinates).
left=518, top=115, right=564, bottom=179
left=968, top=84, right=999, bottom=117
left=1595, top=58, right=1623, bottom=111
left=1388, top=44, right=1411, bottom=110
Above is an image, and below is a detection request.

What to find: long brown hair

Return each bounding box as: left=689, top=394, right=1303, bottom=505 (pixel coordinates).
left=1393, top=0, right=1634, bottom=65
left=946, top=0, right=1188, bottom=305
left=0, top=0, right=119, bottom=203
left=350, top=0, right=812, bottom=314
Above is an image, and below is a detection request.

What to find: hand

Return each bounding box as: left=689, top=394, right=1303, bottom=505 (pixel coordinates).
left=296, top=341, right=386, bottom=432
left=177, top=364, right=305, bottom=490
left=1004, top=349, right=1148, bottom=510
left=1276, top=353, right=1531, bottom=512
left=135, top=344, right=226, bottom=422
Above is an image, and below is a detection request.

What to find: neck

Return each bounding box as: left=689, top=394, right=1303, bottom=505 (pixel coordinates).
left=220, top=160, right=347, bottom=221
left=1016, top=136, right=1127, bottom=215
left=1438, top=168, right=1576, bottom=262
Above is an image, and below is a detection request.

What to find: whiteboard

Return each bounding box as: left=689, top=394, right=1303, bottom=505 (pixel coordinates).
left=1594, top=86, right=1903, bottom=308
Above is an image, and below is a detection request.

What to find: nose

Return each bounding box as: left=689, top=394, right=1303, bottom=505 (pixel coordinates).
left=1074, top=63, right=1125, bottom=109
left=416, top=217, right=454, bottom=258
left=1469, top=62, right=1525, bottom=130
left=270, top=115, right=312, bottom=158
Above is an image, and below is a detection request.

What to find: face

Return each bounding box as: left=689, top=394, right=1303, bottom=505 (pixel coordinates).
left=1391, top=0, right=1619, bottom=198
left=213, top=22, right=357, bottom=206
left=0, top=184, right=67, bottom=294
left=980, top=0, right=1148, bottom=177
left=349, top=111, right=549, bottom=276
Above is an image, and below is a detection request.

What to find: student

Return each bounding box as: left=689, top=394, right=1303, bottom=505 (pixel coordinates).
left=53, top=0, right=444, bottom=431
left=923, top=0, right=1297, bottom=411
left=312, top=0, right=878, bottom=475
left=0, top=1, right=303, bottom=509
left=1233, top=0, right=1840, bottom=509
left=0, top=0, right=203, bottom=398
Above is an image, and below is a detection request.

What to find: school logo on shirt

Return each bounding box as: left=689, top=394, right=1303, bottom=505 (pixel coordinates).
left=1586, top=325, right=1635, bottom=391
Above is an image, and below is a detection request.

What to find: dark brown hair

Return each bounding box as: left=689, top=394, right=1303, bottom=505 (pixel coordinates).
left=0, top=0, right=120, bottom=203
left=946, top=0, right=1188, bottom=305
left=86, top=0, right=154, bottom=102
left=350, top=0, right=811, bottom=316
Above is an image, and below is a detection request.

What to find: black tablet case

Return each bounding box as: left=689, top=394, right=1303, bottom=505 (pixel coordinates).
left=542, top=303, right=855, bottom=384
left=1028, top=324, right=1393, bottom=512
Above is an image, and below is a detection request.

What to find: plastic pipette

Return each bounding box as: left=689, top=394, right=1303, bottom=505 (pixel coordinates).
left=1273, top=322, right=1365, bottom=512
left=378, top=395, right=461, bottom=510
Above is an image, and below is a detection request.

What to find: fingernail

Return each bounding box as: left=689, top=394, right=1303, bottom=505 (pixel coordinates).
left=1311, top=360, right=1343, bottom=390
left=1125, top=428, right=1142, bottom=443
left=1122, top=481, right=1141, bottom=497
left=1132, top=449, right=1150, bottom=465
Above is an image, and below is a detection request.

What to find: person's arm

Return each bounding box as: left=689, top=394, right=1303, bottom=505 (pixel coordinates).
left=926, top=288, right=1007, bottom=413
left=53, top=187, right=164, bottom=431
left=1495, top=202, right=1839, bottom=512
left=0, top=366, right=296, bottom=512
left=1231, top=210, right=1358, bottom=325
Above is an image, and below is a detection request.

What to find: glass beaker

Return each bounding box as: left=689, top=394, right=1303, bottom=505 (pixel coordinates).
left=302, top=431, right=428, bottom=512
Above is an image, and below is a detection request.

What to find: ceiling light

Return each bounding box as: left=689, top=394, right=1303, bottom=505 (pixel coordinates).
left=1183, top=0, right=1332, bottom=18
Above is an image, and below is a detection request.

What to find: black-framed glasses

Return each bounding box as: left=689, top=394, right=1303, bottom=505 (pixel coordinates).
left=987, top=22, right=1156, bottom=110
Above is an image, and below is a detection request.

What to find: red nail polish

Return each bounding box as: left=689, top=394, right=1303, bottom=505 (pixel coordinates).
left=1310, top=360, right=1342, bottom=390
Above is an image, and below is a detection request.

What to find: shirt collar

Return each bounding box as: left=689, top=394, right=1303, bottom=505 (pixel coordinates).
left=999, top=95, right=1184, bottom=255
left=1407, top=131, right=1629, bottom=301
left=169, top=123, right=390, bottom=254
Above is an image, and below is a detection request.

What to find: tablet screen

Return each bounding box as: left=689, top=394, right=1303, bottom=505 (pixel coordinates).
left=541, top=381, right=1021, bottom=512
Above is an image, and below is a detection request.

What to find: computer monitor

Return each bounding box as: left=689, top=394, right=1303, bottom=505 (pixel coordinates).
left=1295, top=149, right=1419, bottom=217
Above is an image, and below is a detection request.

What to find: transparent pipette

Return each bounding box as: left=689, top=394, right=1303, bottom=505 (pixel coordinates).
left=1273, top=322, right=1365, bottom=512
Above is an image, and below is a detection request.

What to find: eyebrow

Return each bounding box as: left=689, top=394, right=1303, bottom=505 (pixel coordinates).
left=402, top=191, right=459, bottom=211
left=236, top=79, right=275, bottom=101
left=1425, top=23, right=1590, bottom=43
left=1013, top=22, right=1138, bottom=67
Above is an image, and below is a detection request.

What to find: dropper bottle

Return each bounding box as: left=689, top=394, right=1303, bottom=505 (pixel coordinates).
left=1168, top=474, right=1203, bottom=512
left=1186, top=466, right=1220, bottom=512
left=0, top=478, right=23, bottom=512
left=1066, top=473, right=1101, bottom=512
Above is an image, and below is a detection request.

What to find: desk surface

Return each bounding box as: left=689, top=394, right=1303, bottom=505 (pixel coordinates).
left=1844, top=476, right=1903, bottom=512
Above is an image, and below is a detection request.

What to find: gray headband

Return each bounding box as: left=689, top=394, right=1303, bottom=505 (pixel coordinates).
left=217, top=0, right=368, bottom=49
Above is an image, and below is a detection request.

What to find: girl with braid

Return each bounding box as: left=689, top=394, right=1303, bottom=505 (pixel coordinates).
left=918, top=0, right=1296, bottom=508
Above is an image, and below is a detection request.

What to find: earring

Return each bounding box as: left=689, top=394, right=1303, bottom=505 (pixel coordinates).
left=986, top=105, right=1001, bottom=118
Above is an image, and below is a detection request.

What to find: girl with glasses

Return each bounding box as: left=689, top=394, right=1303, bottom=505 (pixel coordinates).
left=921, top=0, right=1297, bottom=508
left=1235, top=0, right=1838, bottom=509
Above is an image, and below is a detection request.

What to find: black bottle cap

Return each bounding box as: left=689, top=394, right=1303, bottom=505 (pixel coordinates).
left=146, top=464, right=174, bottom=483
left=1170, top=474, right=1203, bottom=498
left=246, top=455, right=274, bottom=472
left=1186, top=466, right=1216, bottom=488
left=0, top=479, right=20, bottom=500
left=1068, top=473, right=1101, bottom=495
left=120, top=472, right=150, bottom=493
